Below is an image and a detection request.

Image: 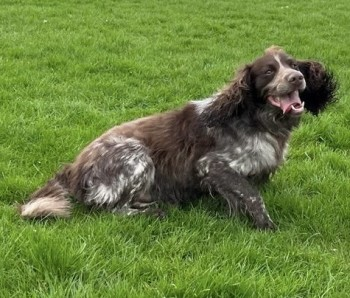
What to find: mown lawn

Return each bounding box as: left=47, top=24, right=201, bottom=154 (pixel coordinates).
left=1, top=0, right=350, bottom=297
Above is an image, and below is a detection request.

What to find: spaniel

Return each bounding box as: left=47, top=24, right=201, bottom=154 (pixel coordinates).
left=20, top=46, right=337, bottom=230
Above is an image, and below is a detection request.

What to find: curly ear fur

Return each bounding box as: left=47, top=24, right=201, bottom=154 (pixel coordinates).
left=202, top=65, right=252, bottom=127
left=297, top=60, right=338, bottom=115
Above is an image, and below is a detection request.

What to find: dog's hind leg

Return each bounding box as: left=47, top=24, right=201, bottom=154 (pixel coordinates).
left=80, top=137, right=162, bottom=217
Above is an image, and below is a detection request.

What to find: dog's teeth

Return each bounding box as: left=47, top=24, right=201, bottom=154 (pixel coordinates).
left=291, top=104, right=304, bottom=111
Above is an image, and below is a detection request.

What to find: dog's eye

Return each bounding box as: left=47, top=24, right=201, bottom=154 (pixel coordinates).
left=265, top=69, right=274, bottom=75
left=291, top=63, right=299, bottom=69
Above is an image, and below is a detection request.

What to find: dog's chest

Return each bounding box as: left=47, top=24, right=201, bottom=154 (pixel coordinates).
left=198, top=133, right=286, bottom=178
left=230, top=134, right=285, bottom=176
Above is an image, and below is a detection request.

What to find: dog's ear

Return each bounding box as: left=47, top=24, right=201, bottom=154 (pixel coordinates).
left=297, top=60, right=338, bottom=115
left=202, top=65, right=252, bottom=127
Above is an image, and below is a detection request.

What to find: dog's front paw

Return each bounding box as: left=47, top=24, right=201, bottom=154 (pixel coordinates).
left=253, top=217, right=277, bottom=231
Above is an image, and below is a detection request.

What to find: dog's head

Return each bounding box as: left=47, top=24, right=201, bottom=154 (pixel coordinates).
left=204, top=46, right=337, bottom=126
left=252, top=46, right=307, bottom=115
left=250, top=46, right=337, bottom=115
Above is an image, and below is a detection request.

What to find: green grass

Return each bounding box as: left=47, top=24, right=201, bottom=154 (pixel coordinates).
left=1, top=0, right=350, bottom=297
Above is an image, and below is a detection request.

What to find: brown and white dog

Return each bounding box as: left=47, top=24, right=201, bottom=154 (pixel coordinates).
left=20, top=46, right=337, bottom=229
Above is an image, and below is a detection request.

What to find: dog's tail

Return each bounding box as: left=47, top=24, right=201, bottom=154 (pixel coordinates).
left=19, top=167, right=72, bottom=219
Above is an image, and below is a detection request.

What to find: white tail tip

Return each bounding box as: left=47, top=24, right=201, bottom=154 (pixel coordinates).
left=20, top=197, right=71, bottom=219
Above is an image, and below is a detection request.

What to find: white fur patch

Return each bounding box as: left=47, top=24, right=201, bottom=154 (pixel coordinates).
left=191, top=97, right=214, bottom=114
left=21, top=197, right=71, bottom=218
left=228, top=134, right=278, bottom=176
left=197, top=132, right=281, bottom=178
left=274, top=54, right=286, bottom=71
left=92, top=184, right=119, bottom=206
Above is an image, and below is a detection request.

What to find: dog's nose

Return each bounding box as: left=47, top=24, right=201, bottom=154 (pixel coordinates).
left=288, top=73, right=304, bottom=84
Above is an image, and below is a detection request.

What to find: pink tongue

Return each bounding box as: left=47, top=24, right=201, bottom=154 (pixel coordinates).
left=279, top=91, right=302, bottom=114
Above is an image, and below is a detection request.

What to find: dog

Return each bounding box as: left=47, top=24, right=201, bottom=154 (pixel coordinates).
left=20, top=46, right=337, bottom=230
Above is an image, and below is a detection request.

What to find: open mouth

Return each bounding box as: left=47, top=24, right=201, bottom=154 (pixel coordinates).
left=267, top=90, right=305, bottom=115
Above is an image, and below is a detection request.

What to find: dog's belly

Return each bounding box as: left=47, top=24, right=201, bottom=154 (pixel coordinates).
left=150, top=168, right=203, bottom=205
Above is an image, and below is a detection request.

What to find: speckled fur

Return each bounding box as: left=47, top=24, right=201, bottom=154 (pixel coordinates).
left=19, top=46, right=337, bottom=229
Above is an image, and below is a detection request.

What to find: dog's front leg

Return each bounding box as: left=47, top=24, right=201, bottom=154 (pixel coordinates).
left=198, top=161, right=276, bottom=230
